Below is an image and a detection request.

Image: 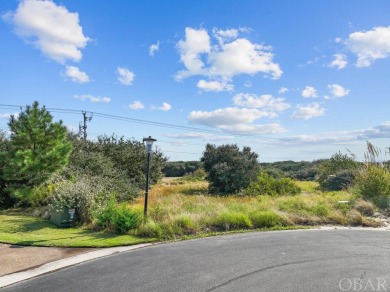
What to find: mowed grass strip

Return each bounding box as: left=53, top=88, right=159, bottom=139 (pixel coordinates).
left=0, top=211, right=156, bottom=247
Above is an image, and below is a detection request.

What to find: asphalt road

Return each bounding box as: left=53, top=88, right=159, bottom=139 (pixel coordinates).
left=4, top=229, right=390, bottom=292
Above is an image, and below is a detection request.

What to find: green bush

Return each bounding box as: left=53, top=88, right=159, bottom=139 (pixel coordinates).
left=211, top=212, right=252, bottom=231
left=309, top=203, right=330, bottom=217
left=51, top=174, right=139, bottom=223
left=112, top=204, right=143, bottom=234
left=249, top=211, right=282, bottom=228
left=317, top=152, right=358, bottom=191
left=245, top=173, right=301, bottom=196
left=94, top=202, right=143, bottom=234
left=354, top=164, right=390, bottom=209
left=137, top=220, right=163, bottom=238
left=173, top=215, right=196, bottom=235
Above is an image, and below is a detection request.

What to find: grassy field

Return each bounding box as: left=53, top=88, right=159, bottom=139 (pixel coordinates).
left=0, top=179, right=383, bottom=247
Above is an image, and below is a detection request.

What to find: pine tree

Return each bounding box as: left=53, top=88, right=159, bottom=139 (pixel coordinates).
left=2, top=101, right=72, bottom=190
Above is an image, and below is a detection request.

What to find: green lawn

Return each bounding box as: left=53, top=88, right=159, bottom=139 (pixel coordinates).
left=0, top=211, right=156, bottom=247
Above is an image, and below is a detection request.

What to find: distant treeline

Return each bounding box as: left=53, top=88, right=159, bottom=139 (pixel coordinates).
left=163, top=160, right=325, bottom=181
left=162, top=161, right=203, bottom=177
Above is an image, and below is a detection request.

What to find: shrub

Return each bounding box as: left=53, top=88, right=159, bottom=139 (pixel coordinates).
left=354, top=199, right=375, bottom=216
left=173, top=215, right=197, bottom=235
left=245, top=173, right=301, bottom=197
left=354, top=164, right=390, bottom=209
left=112, top=205, right=143, bottom=234
left=309, top=203, right=330, bottom=217
left=211, top=212, right=252, bottom=231
left=201, top=144, right=259, bottom=195
left=317, top=152, right=358, bottom=191
left=94, top=202, right=143, bottom=234
left=51, top=174, right=139, bottom=223
left=249, top=211, right=282, bottom=228
left=137, top=220, right=163, bottom=238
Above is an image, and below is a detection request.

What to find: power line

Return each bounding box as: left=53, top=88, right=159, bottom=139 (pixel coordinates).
left=0, top=103, right=280, bottom=141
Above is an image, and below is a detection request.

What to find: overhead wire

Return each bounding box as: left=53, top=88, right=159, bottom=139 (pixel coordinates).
left=0, top=103, right=281, bottom=142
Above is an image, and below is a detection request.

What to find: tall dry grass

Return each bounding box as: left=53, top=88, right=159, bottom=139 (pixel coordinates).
left=132, top=180, right=382, bottom=239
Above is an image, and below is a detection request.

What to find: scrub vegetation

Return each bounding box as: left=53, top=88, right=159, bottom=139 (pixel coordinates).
left=0, top=103, right=388, bottom=247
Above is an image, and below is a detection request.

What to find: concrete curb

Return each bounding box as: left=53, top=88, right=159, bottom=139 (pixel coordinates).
left=0, top=243, right=153, bottom=288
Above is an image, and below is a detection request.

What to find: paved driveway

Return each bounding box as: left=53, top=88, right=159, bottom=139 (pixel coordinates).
left=4, top=229, right=390, bottom=292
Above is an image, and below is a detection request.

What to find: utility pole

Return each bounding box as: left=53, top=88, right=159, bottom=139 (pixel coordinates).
left=386, top=147, right=390, bottom=156
left=79, top=111, right=92, bottom=140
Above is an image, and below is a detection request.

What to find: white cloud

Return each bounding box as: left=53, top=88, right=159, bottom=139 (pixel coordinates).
left=64, top=66, right=89, bottom=83
left=117, top=67, right=135, bottom=86
left=328, top=84, right=350, bottom=98
left=128, top=101, right=144, bottom=110
left=212, top=28, right=239, bottom=45
left=3, top=0, right=90, bottom=63
left=187, top=107, right=284, bottom=135
left=301, top=86, right=318, bottom=98
left=278, top=87, right=288, bottom=94
left=232, top=93, right=290, bottom=112
left=176, top=27, right=211, bottom=80
left=74, top=94, right=111, bottom=103
left=156, top=102, right=172, bottom=111
left=328, top=53, right=348, bottom=70
left=291, top=102, right=325, bottom=120
left=189, top=107, right=274, bottom=127
left=175, top=27, right=282, bottom=84
left=149, top=41, right=160, bottom=56
left=346, top=26, right=390, bottom=67
left=197, top=79, right=233, bottom=92
left=209, top=38, right=282, bottom=79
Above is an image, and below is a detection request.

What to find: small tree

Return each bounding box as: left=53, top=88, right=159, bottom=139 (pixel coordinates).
left=201, top=144, right=259, bottom=195
left=317, top=151, right=358, bottom=191
left=1, top=101, right=72, bottom=195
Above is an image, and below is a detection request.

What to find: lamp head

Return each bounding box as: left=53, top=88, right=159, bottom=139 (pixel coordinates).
left=143, top=136, right=157, bottom=153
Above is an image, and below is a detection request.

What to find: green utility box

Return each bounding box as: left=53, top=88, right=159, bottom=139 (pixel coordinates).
left=50, top=205, right=77, bottom=228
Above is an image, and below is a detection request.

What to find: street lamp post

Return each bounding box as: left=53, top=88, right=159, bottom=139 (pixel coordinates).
left=143, top=136, right=157, bottom=217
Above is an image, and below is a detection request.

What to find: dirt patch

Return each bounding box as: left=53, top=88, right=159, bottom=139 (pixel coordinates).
left=0, top=244, right=98, bottom=276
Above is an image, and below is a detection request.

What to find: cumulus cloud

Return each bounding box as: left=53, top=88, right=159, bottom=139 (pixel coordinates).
left=117, top=67, right=135, bottom=85
left=175, top=27, right=282, bottom=88
left=328, top=53, right=348, bottom=70
left=152, top=102, right=172, bottom=111
left=188, top=107, right=284, bottom=134
left=74, top=94, right=111, bottom=103
left=197, top=80, right=233, bottom=92
left=64, top=66, right=89, bottom=83
left=128, top=101, right=144, bottom=110
left=278, top=87, right=288, bottom=94
left=327, top=84, right=350, bottom=98
left=149, top=41, right=160, bottom=56
left=3, top=0, right=90, bottom=63
left=232, top=93, right=290, bottom=112
left=291, top=102, right=325, bottom=120
left=301, top=86, right=318, bottom=98
left=176, top=27, right=211, bottom=80
left=212, top=27, right=239, bottom=45
left=189, top=107, right=274, bottom=127
left=346, top=26, right=390, bottom=67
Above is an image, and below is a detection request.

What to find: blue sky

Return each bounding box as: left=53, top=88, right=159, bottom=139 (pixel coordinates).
left=1, top=0, right=390, bottom=162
